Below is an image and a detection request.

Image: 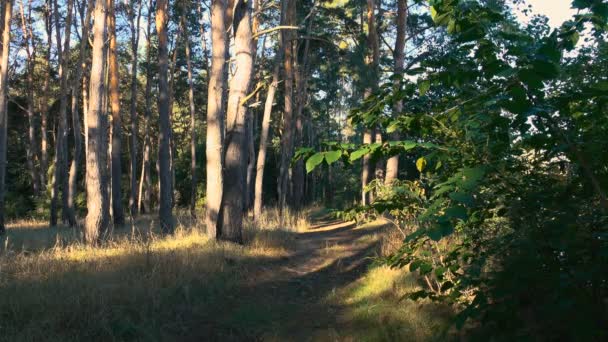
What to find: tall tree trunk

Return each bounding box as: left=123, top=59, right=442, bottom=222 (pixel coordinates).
left=205, top=0, right=228, bottom=238
left=361, top=0, right=379, bottom=206
left=18, top=0, right=40, bottom=196
left=50, top=0, right=74, bottom=227
left=243, top=0, right=263, bottom=213
left=292, top=11, right=315, bottom=209
left=85, top=0, right=110, bottom=244
left=278, top=0, right=295, bottom=214
left=0, top=0, right=13, bottom=234
left=167, top=23, right=182, bottom=210
left=40, top=0, right=53, bottom=192
left=220, top=0, right=253, bottom=243
left=108, top=0, right=124, bottom=226
left=138, top=0, right=154, bottom=214
left=155, top=0, right=173, bottom=233
left=66, top=0, right=93, bottom=227
left=253, top=51, right=281, bottom=220
left=385, top=0, right=407, bottom=184
left=128, top=0, right=142, bottom=218
left=181, top=14, right=198, bottom=218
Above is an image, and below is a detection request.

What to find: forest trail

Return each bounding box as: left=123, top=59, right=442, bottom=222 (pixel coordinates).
left=220, top=214, right=388, bottom=341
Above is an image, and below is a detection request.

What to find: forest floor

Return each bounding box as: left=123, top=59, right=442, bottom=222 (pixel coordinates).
left=0, top=209, right=452, bottom=341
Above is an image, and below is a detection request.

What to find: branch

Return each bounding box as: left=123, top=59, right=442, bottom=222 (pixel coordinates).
left=252, top=25, right=299, bottom=39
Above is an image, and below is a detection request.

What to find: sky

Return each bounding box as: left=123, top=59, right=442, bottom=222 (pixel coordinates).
left=515, top=0, right=577, bottom=28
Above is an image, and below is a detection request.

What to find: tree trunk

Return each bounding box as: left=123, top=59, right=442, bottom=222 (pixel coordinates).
left=0, top=0, right=13, bottom=234
left=167, top=22, right=182, bottom=210
left=385, top=0, right=407, bottom=184
left=361, top=0, right=379, bottom=205
left=253, top=49, right=281, bottom=220
left=205, top=0, right=228, bottom=238
left=181, top=14, right=198, bottom=218
left=278, top=0, right=296, bottom=214
left=18, top=0, right=40, bottom=196
left=108, top=0, right=124, bottom=226
left=292, top=12, right=314, bottom=209
left=85, top=0, right=110, bottom=244
left=66, top=0, right=93, bottom=227
left=138, top=0, right=154, bottom=214
left=220, top=0, right=253, bottom=243
left=155, top=0, right=173, bottom=233
left=40, top=0, right=53, bottom=192
left=243, top=0, right=262, bottom=214
left=50, top=0, right=74, bottom=227
left=128, top=1, right=142, bottom=218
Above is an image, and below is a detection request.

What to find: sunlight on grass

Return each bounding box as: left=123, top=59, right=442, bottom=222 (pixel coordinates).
left=327, top=266, right=454, bottom=341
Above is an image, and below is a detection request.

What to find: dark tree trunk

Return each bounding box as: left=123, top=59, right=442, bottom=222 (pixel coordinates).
left=155, top=0, right=174, bottom=233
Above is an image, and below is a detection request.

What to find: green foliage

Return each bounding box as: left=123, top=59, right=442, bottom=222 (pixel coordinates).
left=307, top=0, right=608, bottom=338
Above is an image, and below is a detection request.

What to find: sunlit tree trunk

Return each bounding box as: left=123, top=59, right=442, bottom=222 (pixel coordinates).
left=128, top=0, right=143, bottom=218
left=0, top=0, right=13, bottom=234
left=155, top=0, right=173, bottom=233
left=108, top=0, right=124, bottom=226
left=220, top=0, right=254, bottom=243
left=278, top=0, right=295, bottom=214
left=50, top=0, right=74, bottom=227
left=385, top=0, right=407, bottom=185
left=244, top=0, right=261, bottom=214
left=253, top=52, right=281, bottom=220
left=205, top=0, right=228, bottom=238
left=18, top=0, right=40, bottom=196
left=66, top=0, right=93, bottom=227
left=85, top=0, right=110, bottom=244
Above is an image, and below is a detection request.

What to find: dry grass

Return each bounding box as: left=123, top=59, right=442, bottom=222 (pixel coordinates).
left=0, top=209, right=310, bottom=341
left=0, top=210, right=452, bottom=341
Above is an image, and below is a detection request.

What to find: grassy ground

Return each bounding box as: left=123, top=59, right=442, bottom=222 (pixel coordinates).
left=0, top=209, right=452, bottom=341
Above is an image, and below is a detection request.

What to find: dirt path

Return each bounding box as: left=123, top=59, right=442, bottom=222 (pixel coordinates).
left=237, top=215, right=388, bottom=341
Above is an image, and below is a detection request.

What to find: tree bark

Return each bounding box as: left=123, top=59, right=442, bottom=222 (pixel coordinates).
left=155, top=0, right=173, bottom=233
left=18, top=0, right=40, bottom=196
left=128, top=0, right=142, bottom=218
left=66, top=0, right=93, bottom=227
left=181, top=13, right=198, bottom=218
left=385, top=0, right=407, bottom=184
left=138, top=0, right=154, bottom=214
left=278, top=0, right=295, bottom=214
left=50, top=0, right=74, bottom=227
left=0, top=0, right=13, bottom=234
left=292, top=11, right=314, bottom=209
left=40, top=0, right=53, bottom=192
left=205, top=0, right=228, bottom=238
left=85, top=0, right=110, bottom=244
left=361, top=0, right=379, bottom=206
left=219, top=0, right=254, bottom=243
left=253, top=50, right=281, bottom=220
left=167, top=21, right=182, bottom=210
left=108, top=0, right=124, bottom=226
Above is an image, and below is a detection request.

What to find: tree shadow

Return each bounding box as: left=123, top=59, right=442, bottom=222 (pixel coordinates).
left=0, top=214, right=443, bottom=341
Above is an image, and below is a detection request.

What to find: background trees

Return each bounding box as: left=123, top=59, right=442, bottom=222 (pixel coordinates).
left=0, top=0, right=606, bottom=337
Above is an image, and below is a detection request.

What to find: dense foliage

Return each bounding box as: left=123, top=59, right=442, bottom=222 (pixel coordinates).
left=303, top=0, right=608, bottom=338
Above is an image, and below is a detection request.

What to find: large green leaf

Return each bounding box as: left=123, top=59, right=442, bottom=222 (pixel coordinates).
left=306, top=153, right=324, bottom=173
left=324, top=150, right=342, bottom=165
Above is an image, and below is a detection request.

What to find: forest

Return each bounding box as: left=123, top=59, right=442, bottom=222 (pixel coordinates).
left=0, top=0, right=606, bottom=340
